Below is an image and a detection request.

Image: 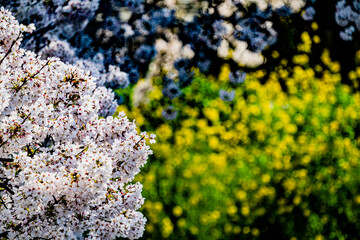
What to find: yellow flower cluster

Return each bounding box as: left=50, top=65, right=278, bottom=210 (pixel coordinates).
left=117, top=35, right=360, bottom=240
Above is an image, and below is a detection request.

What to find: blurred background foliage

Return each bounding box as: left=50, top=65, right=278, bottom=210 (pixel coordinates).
left=117, top=31, right=360, bottom=239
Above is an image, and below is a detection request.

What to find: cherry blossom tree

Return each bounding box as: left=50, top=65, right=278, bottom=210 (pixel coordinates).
left=0, top=7, right=155, bottom=239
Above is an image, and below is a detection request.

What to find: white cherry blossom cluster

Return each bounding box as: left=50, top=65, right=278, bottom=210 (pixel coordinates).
left=39, top=37, right=76, bottom=64
left=8, top=0, right=131, bottom=94
left=107, top=65, right=130, bottom=89
left=0, top=7, right=154, bottom=239
left=37, top=36, right=129, bottom=109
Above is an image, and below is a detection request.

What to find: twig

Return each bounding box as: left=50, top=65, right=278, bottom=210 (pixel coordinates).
left=0, top=32, right=21, bottom=66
